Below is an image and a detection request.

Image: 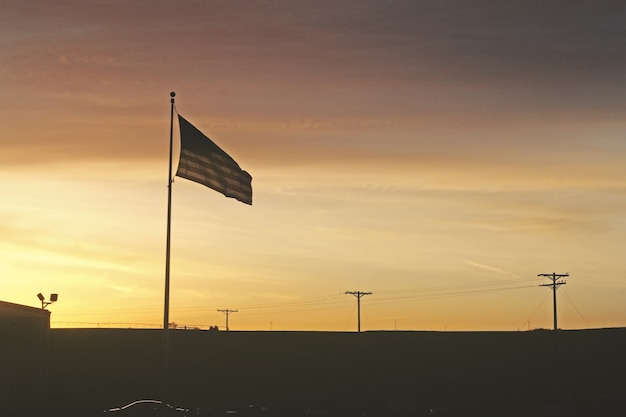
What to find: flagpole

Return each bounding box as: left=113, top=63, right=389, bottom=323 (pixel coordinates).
left=165, top=93, right=175, bottom=330
left=163, top=91, right=175, bottom=401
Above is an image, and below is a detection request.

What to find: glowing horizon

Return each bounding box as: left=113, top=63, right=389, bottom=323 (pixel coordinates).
left=2, top=0, right=625, bottom=332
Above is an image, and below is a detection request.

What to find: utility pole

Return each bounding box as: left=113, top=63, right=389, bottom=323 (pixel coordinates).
left=217, top=308, right=238, bottom=331
left=345, top=291, right=372, bottom=333
left=538, top=272, right=569, bottom=331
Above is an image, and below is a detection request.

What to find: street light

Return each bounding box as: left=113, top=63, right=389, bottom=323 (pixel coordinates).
left=37, top=293, right=58, bottom=309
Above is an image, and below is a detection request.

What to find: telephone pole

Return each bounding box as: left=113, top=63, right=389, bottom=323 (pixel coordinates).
left=217, top=308, right=238, bottom=331
left=345, top=291, right=372, bottom=333
left=538, top=272, right=568, bottom=331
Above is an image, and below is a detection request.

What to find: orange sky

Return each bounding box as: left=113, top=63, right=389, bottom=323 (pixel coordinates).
left=2, top=1, right=625, bottom=331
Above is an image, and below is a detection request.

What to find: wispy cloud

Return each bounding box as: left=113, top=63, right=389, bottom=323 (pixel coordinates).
left=460, top=259, right=522, bottom=279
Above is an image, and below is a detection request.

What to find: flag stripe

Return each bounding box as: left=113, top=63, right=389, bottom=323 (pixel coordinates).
left=176, top=115, right=252, bottom=205
left=178, top=149, right=252, bottom=200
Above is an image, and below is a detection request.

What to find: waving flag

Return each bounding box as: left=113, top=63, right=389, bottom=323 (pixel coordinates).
left=176, top=115, right=252, bottom=205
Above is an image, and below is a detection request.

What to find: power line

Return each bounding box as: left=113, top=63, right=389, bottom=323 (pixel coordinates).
left=367, top=284, right=538, bottom=306
left=220, top=280, right=540, bottom=318
left=53, top=279, right=557, bottom=331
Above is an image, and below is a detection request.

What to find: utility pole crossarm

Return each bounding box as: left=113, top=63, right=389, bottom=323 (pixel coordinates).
left=345, top=291, right=373, bottom=297
left=539, top=282, right=567, bottom=288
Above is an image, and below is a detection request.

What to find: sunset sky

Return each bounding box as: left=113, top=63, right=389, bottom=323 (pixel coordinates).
left=2, top=0, right=625, bottom=331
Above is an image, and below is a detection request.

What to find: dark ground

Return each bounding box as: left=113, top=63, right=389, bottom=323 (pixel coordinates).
left=43, top=328, right=626, bottom=416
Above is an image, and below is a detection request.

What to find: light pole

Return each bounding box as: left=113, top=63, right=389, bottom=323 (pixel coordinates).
left=37, top=293, right=58, bottom=309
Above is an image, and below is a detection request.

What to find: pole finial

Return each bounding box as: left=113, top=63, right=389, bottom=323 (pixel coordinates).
left=170, top=91, right=176, bottom=98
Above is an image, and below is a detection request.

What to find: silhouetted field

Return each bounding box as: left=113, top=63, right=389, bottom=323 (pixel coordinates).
left=46, top=328, right=625, bottom=416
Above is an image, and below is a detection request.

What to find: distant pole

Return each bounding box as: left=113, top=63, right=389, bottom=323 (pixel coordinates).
left=538, top=272, right=569, bottom=331
left=345, top=291, right=372, bottom=333
left=218, top=308, right=238, bottom=331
